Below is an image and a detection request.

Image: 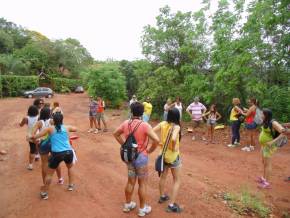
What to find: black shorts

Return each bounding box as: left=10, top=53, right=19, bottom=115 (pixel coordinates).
left=48, top=150, right=73, bottom=169
left=29, top=142, right=37, bottom=154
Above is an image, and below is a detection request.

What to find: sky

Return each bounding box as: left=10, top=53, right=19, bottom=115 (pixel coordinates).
left=0, top=0, right=211, bottom=61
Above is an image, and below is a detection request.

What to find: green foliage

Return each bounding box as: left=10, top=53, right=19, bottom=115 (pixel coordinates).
left=87, top=64, right=126, bottom=108
left=223, top=190, right=271, bottom=218
left=1, top=75, right=38, bottom=97
left=52, top=77, right=80, bottom=93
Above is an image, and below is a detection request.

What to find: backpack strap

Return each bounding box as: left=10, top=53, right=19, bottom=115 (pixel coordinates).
left=128, top=119, right=143, bottom=135
left=161, top=125, right=174, bottom=157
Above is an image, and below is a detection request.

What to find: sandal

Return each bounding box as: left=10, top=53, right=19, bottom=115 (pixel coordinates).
left=158, top=195, right=170, bottom=203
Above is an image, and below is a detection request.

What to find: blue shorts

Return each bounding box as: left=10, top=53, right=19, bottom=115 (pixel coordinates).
left=245, top=122, right=257, bottom=130
left=39, top=138, right=51, bottom=155
left=127, top=153, right=148, bottom=177
left=89, top=111, right=97, bottom=117
left=142, top=114, right=150, bottom=122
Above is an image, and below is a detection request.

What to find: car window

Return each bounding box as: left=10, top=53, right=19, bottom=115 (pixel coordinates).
left=35, top=88, right=42, bottom=92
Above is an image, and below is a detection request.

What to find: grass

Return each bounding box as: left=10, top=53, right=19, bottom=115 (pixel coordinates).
left=223, top=189, right=271, bottom=218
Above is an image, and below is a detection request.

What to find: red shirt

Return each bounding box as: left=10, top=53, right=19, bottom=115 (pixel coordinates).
left=117, top=119, right=150, bottom=155
left=97, top=100, right=105, bottom=113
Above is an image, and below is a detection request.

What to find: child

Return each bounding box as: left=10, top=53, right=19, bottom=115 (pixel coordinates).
left=203, top=104, right=222, bottom=144
left=88, top=96, right=98, bottom=133
left=19, top=105, right=39, bottom=170
left=52, top=101, right=63, bottom=114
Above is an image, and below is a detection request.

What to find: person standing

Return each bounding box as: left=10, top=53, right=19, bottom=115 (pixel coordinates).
left=186, top=97, right=207, bottom=141
left=88, top=96, right=98, bottom=133
left=152, top=108, right=182, bottom=213
left=174, top=97, right=183, bottom=121
left=96, top=96, right=108, bottom=132
left=227, top=98, right=244, bottom=148
left=241, top=98, right=258, bottom=152
left=142, top=97, right=153, bottom=123
left=129, top=95, right=138, bottom=106
left=163, top=99, right=174, bottom=121
left=113, top=102, right=159, bottom=217
left=203, top=104, right=222, bottom=144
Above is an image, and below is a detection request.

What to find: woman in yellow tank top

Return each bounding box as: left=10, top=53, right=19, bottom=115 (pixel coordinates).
left=153, top=108, right=182, bottom=213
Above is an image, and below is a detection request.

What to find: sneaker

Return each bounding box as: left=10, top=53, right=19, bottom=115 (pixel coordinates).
left=202, top=136, right=206, bottom=141
left=241, top=146, right=251, bottom=152
left=234, top=142, right=241, bottom=146
left=138, top=205, right=152, bottom=217
left=123, top=201, right=137, bottom=213
left=227, top=144, right=235, bottom=148
left=158, top=195, right=170, bottom=203
left=58, top=177, right=64, bottom=185
left=67, top=184, right=74, bottom=191
left=166, top=203, right=182, bottom=213
left=256, top=176, right=266, bottom=183
left=40, top=192, right=48, bottom=200
left=27, top=164, right=33, bottom=170
left=94, top=129, right=98, bottom=134
left=249, top=145, right=255, bottom=151
left=192, top=136, right=196, bottom=141
left=87, top=129, right=94, bottom=133
left=35, top=153, right=40, bottom=161
left=258, top=180, right=271, bottom=189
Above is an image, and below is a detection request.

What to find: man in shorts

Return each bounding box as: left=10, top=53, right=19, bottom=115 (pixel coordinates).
left=113, top=102, right=159, bottom=217
left=96, top=96, right=108, bottom=132
left=186, top=96, right=207, bottom=141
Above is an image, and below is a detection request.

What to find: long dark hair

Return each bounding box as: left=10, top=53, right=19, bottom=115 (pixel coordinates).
left=27, top=105, right=39, bottom=117
left=166, top=108, right=181, bottom=141
left=39, top=107, right=51, bottom=121
left=262, top=108, right=272, bottom=128
left=52, top=112, right=63, bottom=132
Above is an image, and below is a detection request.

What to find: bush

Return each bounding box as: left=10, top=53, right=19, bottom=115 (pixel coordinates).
left=1, top=75, right=39, bottom=97
left=87, top=64, right=126, bottom=108
left=52, top=77, right=80, bottom=93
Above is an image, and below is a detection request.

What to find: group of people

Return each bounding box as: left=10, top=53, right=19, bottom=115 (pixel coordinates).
left=20, top=98, right=77, bottom=200
left=88, top=96, right=108, bottom=133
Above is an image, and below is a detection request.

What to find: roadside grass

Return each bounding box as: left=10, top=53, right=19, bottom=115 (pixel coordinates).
left=223, top=189, right=271, bottom=218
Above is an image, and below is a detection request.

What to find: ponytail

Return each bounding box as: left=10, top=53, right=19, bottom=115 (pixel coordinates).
left=53, top=112, right=63, bottom=132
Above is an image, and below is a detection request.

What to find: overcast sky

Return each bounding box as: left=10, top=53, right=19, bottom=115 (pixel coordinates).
left=0, top=0, right=213, bottom=61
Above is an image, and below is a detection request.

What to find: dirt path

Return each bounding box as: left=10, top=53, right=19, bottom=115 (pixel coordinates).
left=0, top=93, right=289, bottom=218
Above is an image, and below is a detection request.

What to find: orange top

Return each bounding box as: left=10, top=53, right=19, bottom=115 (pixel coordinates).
left=97, top=100, right=105, bottom=113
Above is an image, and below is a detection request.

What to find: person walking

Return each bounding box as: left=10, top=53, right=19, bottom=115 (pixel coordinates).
left=186, top=97, right=207, bottom=141
left=142, top=97, right=153, bottom=123
left=203, top=104, right=222, bottom=144
left=96, top=96, right=108, bottom=132
left=31, top=112, right=77, bottom=199
left=113, top=102, right=159, bottom=217
left=152, top=108, right=182, bottom=213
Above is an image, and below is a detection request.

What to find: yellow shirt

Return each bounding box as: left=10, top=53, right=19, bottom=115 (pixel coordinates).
left=230, top=107, right=238, bottom=121
left=143, top=102, right=152, bottom=116
left=160, top=121, right=180, bottom=163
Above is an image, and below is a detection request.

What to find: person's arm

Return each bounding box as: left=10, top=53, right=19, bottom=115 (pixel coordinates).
left=186, top=105, right=192, bottom=117
left=32, top=121, right=42, bottom=136
left=146, top=127, right=160, bottom=154
left=243, top=106, right=254, bottom=117
left=152, top=123, right=162, bottom=132
left=216, top=112, right=222, bottom=121
left=113, top=127, right=125, bottom=145
left=171, top=125, right=181, bottom=151
left=19, top=117, right=28, bottom=127
left=234, top=106, right=243, bottom=114
left=32, top=128, right=52, bottom=140
left=201, top=104, right=207, bottom=114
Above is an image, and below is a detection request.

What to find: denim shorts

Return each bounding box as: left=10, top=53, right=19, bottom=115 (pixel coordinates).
left=127, top=153, right=148, bottom=177
left=39, top=138, right=51, bottom=155
left=245, top=122, right=257, bottom=130
left=165, top=155, right=182, bottom=168
left=142, top=114, right=150, bottom=122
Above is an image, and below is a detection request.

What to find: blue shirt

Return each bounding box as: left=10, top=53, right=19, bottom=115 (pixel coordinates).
left=50, top=125, right=72, bottom=152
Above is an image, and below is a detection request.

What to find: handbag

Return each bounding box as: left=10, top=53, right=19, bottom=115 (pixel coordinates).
left=155, top=125, right=174, bottom=177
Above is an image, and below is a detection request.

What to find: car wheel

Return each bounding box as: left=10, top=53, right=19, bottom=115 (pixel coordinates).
left=28, top=94, right=32, bottom=98
left=48, top=94, right=52, bottom=98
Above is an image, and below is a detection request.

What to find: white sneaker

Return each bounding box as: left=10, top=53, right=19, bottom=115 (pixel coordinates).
left=94, top=129, right=98, bottom=134
left=123, top=201, right=137, bottom=213
left=27, top=164, right=33, bottom=170
left=87, top=129, right=94, bottom=133
left=202, top=136, right=206, bottom=141
left=192, top=136, right=196, bottom=141
left=227, top=144, right=234, bottom=148
left=241, top=146, right=251, bottom=152
left=249, top=145, right=255, bottom=151
left=138, top=205, right=152, bottom=217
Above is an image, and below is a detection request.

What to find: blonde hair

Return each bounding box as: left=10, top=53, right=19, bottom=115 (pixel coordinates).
left=232, top=98, right=240, bottom=105
left=53, top=102, right=60, bottom=109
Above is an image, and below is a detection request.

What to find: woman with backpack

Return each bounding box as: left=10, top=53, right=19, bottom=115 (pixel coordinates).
left=32, top=107, right=64, bottom=185
left=241, top=98, right=258, bottom=152
left=257, top=109, right=289, bottom=188
left=31, top=112, right=77, bottom=199
left=152, top=108, right=182, bottom=213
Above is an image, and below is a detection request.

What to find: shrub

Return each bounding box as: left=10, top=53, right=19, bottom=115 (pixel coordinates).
left=52, top=77, right=80, bottom=93
left=1, top=75, right=39, bottom=97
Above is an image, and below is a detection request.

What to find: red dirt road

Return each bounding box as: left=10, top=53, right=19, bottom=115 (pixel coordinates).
left=0, top=93, right=289, bottom=218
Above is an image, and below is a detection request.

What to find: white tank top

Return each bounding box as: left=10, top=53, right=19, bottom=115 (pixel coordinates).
left=40, top=119, right=51, bottom=132
left=27, top=116, right=38, bottom=140
left=175, top=103, right=183, bottom=117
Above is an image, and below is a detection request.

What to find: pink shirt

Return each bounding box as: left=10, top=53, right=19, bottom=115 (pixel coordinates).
left=117, top=119, right=150, bottom=155
left=187, top=102, right=206, bottom=121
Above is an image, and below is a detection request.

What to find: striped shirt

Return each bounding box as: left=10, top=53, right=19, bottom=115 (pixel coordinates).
left=187, top=102, right=206, bottom=121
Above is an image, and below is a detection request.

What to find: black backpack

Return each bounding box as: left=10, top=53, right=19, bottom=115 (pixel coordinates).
left=120, top=120, right=143, bottom=163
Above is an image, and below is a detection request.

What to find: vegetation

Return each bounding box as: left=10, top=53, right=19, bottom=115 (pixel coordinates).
left=223, top=190, right=271, bottom=218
